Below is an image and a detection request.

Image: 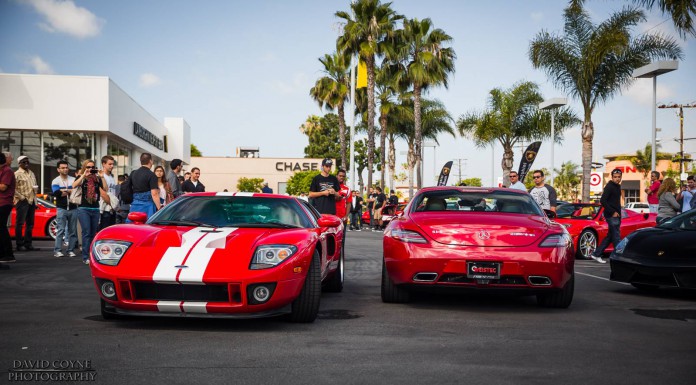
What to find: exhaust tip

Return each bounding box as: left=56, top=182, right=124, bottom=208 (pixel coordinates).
left=413, top=272, right=438, bottom=282
left=528, top=276, right=552, bottom=286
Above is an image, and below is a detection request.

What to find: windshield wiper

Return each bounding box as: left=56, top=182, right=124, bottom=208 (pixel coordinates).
left=150, top=220, right=216, bottom=227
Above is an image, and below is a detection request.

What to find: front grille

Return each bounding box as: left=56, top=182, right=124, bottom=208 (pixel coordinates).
left=631, top=272, right=678, bottom=287
left=438, top=274, right=527, bottom=285
left=132, top=282, right=232, bottom=302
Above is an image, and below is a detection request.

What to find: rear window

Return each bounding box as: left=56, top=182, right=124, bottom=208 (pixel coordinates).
left=412, top=190, right=543, bottom=216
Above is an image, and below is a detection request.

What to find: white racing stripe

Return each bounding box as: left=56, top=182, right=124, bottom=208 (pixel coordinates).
left=216, top=192, right=235, bottom=196
left=177, top=228, right=237, bottom=284
left=182, top=302, right=209, bottom=313
left=153, top=228, right=210, bottom=283
left=157, top=301, right=182, bottom=312
left=234, top=192, right=254, bottom=196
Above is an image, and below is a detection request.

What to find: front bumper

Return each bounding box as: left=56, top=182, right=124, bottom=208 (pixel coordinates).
left=610, top=254, right=696, bottom=289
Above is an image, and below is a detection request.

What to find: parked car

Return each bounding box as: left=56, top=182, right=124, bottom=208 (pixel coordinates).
left=361, top=202, right=407, bottom=229
left=554, top=203, right=657, bottom=260
left=91, top=193, right=344, bottom=323
left=624, top=202, right=651, bottom=214
left=382, top=187, right=575, bottom=308
left=10, top=197, right=58, bottom=240
left=610, top=209, right=696, bottom=291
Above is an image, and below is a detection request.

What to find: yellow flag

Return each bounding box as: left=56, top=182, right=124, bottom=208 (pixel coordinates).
left=357, top=60, right=367, bottom=89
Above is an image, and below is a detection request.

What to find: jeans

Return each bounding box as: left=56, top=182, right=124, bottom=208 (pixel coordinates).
left=78, top=208, right=100, bottom=262
left=14, top=200, right=36, bottom=247
left=0, top=204, right=12, bottom=258
left=349, top=211, right=361, bottom=230
left=54, top=208, right=78, bottom=253
left=98, top=211, right=115, bottom=231
left=594, top=216, right=621, bottom=257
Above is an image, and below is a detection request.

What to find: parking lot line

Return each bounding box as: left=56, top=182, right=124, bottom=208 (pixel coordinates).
left=575, top=271, right=630, bottom=285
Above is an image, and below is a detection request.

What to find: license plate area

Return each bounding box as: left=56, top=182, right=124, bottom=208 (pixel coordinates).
left=467, top=261, right=501, bottom=280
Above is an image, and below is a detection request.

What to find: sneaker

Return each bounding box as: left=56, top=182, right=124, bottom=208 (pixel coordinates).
left=356, top=228, right=361, bottom=231
left=0, top=256, right=17, bottom=263
left=590, top=255, right=607, bottom=264
left=54, top=252, right=65, bottom=258
left=68, top=252, right=76, bottom=258
left=83, top=259, right=90, bottom=265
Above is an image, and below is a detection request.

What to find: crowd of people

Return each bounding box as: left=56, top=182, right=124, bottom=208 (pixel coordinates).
left=0, top=152, right=204, bottom=268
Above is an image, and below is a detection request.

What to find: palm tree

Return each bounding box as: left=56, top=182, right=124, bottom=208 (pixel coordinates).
left=579, top=0, right=696, bottom=38
left=393, top=17, right=456, bottom=189
left=309, top=51, right=351, bottom=169
left=616, top=142, right=673, bottom=179
left=529, top=2, right=682, bottom=202
left=554, top=161, right=582, bottom=201
left=336, top=0, right=402, bottom=194
left=457, top=81, right=578, bottom=188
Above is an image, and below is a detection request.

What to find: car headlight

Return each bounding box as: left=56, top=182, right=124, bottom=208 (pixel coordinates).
left=389, top=228, right=428, bottom=244
left=539, top=233, right=571, bottom=248
left=92, top=240, right=132, bottom=266
left=614, top=237, right=630, bottom=255
left=250, top=245, right=297, bottom=270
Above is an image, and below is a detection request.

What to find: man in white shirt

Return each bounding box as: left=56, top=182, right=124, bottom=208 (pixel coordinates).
left=99, top=155, right=117, bottom=230
left=529, top=170, right=558, bottom=212
left=51, top=160, right=78, bottom=257
left=508, top=171, right=527, bottom=191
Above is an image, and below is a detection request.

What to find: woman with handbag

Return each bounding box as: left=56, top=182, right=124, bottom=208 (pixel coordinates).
left=72, top=159, right=107, bottom=265
left=154, top=166, right=174, bottom=206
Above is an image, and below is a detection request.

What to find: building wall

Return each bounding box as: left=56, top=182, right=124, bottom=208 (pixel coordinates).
left=189, top=157, right=327, bottom=193
left=603, top=159, right=679, bottom=202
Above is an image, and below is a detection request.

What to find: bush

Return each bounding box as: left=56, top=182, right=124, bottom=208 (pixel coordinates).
left=286, top=170, right=320, bottom=196
left=237, top=177, right=265, bottom=192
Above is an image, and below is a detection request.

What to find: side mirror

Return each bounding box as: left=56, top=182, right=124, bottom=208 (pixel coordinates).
left=127, top=212, right=148, bottom=224
left=643, top=213, right=649, bottom=220
left=543, top=209, right=557, bottom=219
left=317, top=214, right=342, bottom=228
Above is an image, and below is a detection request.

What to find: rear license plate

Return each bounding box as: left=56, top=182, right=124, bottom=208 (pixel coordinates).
left=467, top=262, right=501, bottom=280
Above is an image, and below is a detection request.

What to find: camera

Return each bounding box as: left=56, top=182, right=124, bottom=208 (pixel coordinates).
left=90, top=168, right=99, bottom=174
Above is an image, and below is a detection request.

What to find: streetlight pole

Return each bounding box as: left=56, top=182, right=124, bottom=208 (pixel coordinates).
left=539, top=98, right=567, bottom=187
left=633, top=61, right=679, bottom=173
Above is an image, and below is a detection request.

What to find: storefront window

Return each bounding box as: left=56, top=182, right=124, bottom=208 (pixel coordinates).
left=43, top=132, right=94, bottom=194
left=0, top=130, right=43, bottom=192
left=107, top=139, right=131, bottom=178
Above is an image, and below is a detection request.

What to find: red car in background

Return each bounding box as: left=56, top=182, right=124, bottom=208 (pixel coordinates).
left=554, top=203, right=657, bottom=260
left=382, top=187, right=575, bottom=308
left=9, top=197, right=58, bottom=240
left=361, top=202, right=406, bottom=229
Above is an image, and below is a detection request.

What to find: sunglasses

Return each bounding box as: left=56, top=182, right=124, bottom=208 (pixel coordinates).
left=533, top=176, right=542, bottom=179
left=509, top=175, right=518, bottom=178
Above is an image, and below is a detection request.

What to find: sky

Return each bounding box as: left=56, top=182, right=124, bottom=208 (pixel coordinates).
left=1, top=0, right=694, bottom=187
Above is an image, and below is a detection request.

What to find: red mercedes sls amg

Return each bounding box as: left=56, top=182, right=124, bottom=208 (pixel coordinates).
left=382, top=187, right=575, bottom=308
left=554, top=203, right=657, bottom=260
left=90, top=193, right=344, bottom=323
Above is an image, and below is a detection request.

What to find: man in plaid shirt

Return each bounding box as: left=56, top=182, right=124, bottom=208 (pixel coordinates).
left=14, top=155, right=40, bottom=252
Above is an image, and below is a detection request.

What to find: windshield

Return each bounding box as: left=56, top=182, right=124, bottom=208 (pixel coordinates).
left=656, top=210, right=696, bottom=230
left=412, top=190, right=543, bottom=216
left=147, top=196, right=312, bottom=228
left=556, top=204, right=600, bottom=219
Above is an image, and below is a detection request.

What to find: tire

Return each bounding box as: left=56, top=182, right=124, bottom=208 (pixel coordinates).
left=381, top=261, right=410, bottom=303
left=631, top=283, right=659, bottom=292
left=537, top=274, right=574, bottom=308
left=289, top=251, right=321, bottom=323
left=577, top=230, right=597, bottom=260
left=47, top=217, right=58, bottom=240
left=100, top=299, right=120, bottom=320
left=323, top=247, right=344, bottom=293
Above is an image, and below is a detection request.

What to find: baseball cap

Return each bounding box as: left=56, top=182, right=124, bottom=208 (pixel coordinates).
left=322, top=158, right=333, bottom=167
left=17, top=155, right=28, bottom=163
left=170, top=159, right=182, bottom=169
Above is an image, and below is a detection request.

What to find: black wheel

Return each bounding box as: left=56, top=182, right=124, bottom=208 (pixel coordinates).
left=381, top=261, right=410, bottom=303
left=47, top=217, right=58, bottom=240
left=537, top=274, right=574, bottom=308
left=631, top=283, right=659, bottom=292
left=577, top=230, right=597, bottom=260
left=100, top=299, right=120, bottom=320
left=323, top=247, right=344, bottom=293
left=289, top=251, right=321, bottom=323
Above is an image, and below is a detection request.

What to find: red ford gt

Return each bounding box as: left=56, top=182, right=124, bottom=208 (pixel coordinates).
left=554, top=203, right=657, bottom=260
left=10, top=197, right=58, bottom=240
left=90, top=193, right=344, bottom=323
left=382, top=187, right=575, bottom=308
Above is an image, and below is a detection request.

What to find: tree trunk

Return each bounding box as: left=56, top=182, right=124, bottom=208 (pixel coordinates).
left=366, top=55, right=376, bottom=193
left=581, top=118, right=594, bottom=202
left=388, top=133, right=396, bottom=194
left=338, top=103, right=347, bottom=170
left=407, top=144, right=416, bottom=200
left=501, top=145, right=514, bottom=187
left=413, top=85, right=422, bottom=189
left=379, top=113, right=387, bottom=190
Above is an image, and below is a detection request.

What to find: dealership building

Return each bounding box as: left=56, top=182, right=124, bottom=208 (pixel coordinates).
left=0, top=73, right=191, bottom=195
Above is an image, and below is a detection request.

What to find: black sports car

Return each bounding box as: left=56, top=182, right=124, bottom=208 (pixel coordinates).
left=610, top=209, right=696, bottom=291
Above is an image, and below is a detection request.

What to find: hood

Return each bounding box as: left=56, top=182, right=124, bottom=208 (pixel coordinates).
left=412, top=212, right=550, bottom=247
left=626, top=227, right=696, bottom=259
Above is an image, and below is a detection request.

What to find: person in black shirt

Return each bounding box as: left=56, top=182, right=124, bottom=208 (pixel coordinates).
left=182, top=167, right=205, bottom=192
left=72, top=159, right=107, bottom=264
left=308, top=158, right=340, bottom=215
left=349, top=190, right=363, bottom=230
left=373, top=186, right=387, bottom=231
left=388, top=190, right=398, bottom=205
left=127, top=153, right=160, bottom=222
left=591, top=168, right=623, bottom=264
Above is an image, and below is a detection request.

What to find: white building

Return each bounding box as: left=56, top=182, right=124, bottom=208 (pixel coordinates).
left=0, top=73, right=190, bottom=194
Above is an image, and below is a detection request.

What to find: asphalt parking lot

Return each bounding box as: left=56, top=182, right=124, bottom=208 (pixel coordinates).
left=1, top=232, right=695, bottom=385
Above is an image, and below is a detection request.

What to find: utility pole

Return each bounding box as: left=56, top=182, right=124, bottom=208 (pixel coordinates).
left=658, top=103, right=696, bottom=187
left=452, top=158, right=467, bottom=184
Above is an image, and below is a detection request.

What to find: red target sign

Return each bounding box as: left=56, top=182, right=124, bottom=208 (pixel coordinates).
left=590, top=172, right=603, bottom=193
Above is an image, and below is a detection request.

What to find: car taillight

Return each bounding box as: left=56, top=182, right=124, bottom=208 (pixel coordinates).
left=539, top=234, right=571, bottom=248
left=390, top=229, right=428, bottom=244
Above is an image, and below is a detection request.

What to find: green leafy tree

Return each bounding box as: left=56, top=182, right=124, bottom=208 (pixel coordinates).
left=336, top=0, right=402, bottom=196
left=310, top=51, right=351, bottom=169
left=286, top=170, right=321, bottom=196
left=301, top=113, right=350, bottom=166
left=457, top=81, right=578, bottom=188
left=524, top=167, right=551, bottom=191
left=615, top=142, right=673, bottom=180
left=354, top=138, right=381, bottom=194
left=237, top=177, right=264, bottom=193
left=392, top=17, right=456, bottom=189
left=457, top=177, right=482, bottom=187
left=190, top=143, right=202, bottom=157
left=553, top=161, right=581, bottom=201
left=579, top=0, right=696, bottom=38
left=529, top=1, right=682, bottom=202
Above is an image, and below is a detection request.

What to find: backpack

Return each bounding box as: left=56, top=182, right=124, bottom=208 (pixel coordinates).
left=120, top=174, right=134, bottom=204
